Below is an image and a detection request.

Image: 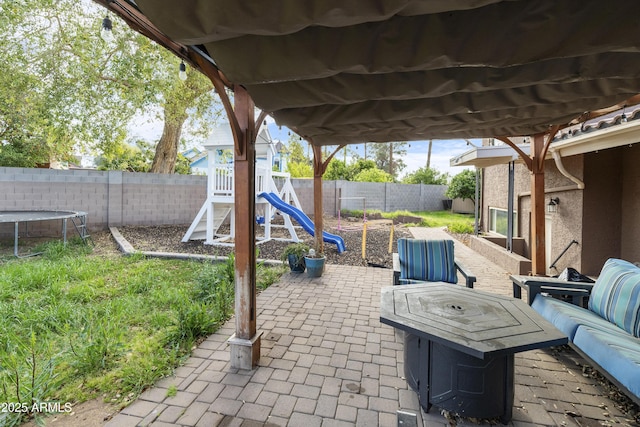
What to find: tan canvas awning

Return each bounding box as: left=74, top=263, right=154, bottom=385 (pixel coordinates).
left=129, top=0, right=640, bottom=145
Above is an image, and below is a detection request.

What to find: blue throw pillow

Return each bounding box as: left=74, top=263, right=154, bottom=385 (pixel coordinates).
left=397, top=239, right=457, bottom=284
left=588, top=258, right=640, bottom=337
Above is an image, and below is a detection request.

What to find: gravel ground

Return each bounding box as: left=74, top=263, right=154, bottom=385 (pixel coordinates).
left=111, top=216, right=412, bottom=268
left=1, top=216, right=414, bottom=267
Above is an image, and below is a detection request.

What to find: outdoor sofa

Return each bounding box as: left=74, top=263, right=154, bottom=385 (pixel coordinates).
left=531, top=258, right=640, bottom=404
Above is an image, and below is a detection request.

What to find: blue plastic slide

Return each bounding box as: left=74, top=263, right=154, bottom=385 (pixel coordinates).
left=258, top=192, right=346, bottom=253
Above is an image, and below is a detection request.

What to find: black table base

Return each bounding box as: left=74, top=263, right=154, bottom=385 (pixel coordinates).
left=381, top=284, right=566, bottom=424
left=404, top=333, right=514, bottom=424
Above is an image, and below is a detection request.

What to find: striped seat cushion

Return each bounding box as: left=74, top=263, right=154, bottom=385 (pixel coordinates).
left=397, top=239, right=457, bottom=284
left=588, top=258, right=640, bottom=337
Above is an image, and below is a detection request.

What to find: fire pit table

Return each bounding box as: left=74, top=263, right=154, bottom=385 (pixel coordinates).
left=380, top=283, right=567, bottom=423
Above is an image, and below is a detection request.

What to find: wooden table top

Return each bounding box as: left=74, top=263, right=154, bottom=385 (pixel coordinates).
left=380, top=283, right=567, bottom=359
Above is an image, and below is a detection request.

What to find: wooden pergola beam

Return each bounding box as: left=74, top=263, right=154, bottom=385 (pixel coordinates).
left=495, top=137, right=532, bottom=170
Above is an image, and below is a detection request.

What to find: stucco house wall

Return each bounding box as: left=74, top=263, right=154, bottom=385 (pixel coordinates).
left=621, top=144, right=640, bottom=263
left=581, top=144, right=640, bottom=274
left=481, top=155, right=585, bottom=274
left=480, top=143, right=640, bottom=277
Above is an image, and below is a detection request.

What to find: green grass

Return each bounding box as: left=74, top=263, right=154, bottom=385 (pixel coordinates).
left=343, top=209, right=475, bottom=233
left=0, top=241, right=285, bottom=426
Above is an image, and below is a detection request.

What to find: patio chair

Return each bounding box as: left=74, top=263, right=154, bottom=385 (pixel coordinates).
left=392, top=238, right=476, bottom=288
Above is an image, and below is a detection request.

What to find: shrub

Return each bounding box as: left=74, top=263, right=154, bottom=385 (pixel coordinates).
left=324, top=159, right=349, bottom=180
left=403, top=166, right=449, bottom=185
left=446, top=169, right=476, bottom=202
left=353, top=168, right=393, bottom=182
left=286, top=161, right=313, bottom=178
left=280, top=243, right=310, bottom=270
left=447, top=222, right=474, bottom=234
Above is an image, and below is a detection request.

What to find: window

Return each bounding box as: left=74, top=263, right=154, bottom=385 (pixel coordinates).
left=488, top=207, right=517, bottom=236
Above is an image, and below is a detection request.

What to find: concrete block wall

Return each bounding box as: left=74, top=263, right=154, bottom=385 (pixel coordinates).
left=120, top=172, right=206, bottom=226
left=0, top=167, right=110, bottom=236
left=338, top=181, right=382, bottom=211
left=290, top=180, right=446, bottom=215
left=290, top=179, right=337, bottom=218
left=332, top=181, right=446, bottom=213
left=419, top=184, right=449, bottom=211
left=0, top=168, right=446, bottom=237
left=0, top=167, right=206, bottom=236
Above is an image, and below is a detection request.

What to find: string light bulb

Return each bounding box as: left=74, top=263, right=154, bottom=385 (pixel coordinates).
left=179, top=61, right=187, bottom=81
left=101, top=15, right=114, bottom=43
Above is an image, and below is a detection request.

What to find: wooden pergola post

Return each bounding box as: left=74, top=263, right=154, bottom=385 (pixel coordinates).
left=497, top=128, right=558, bottom=276
left=226, top=85, right=261, bottom=369
left=312, top=144, right=325, bottom=254
left=530, top=133, right=547, bottom=275
left=182, top=55, right=266, bottom=369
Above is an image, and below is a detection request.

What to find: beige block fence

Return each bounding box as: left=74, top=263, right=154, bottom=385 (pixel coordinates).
left=0, top=167, right=447, bottom=237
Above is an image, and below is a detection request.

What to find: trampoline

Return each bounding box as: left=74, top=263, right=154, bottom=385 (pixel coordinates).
left=0, top=210, right=89, bottom=257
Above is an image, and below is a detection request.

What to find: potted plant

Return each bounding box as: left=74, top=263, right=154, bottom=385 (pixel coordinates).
left=304, top=248, right=326, bottom=278
left=281, top=242, right=309, bottom=273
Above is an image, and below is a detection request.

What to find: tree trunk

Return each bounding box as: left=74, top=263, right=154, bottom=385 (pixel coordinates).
left=150, top=115, right=186, bottom=174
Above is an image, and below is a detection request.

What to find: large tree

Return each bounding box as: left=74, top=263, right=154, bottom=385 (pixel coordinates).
left=286, top=134, right=309, bottom=164
left=1, top=0, right=147, bottom=165
left=284, top=133, right=313, bottom=177
left=150, top=67, right=218, bottom=173
left=370, top=142, right=407, bottom=180
left=0, top=0, right=220, bottom=172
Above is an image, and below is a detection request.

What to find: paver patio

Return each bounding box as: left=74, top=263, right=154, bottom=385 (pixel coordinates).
left=104, top=227, right=636, bottom=426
